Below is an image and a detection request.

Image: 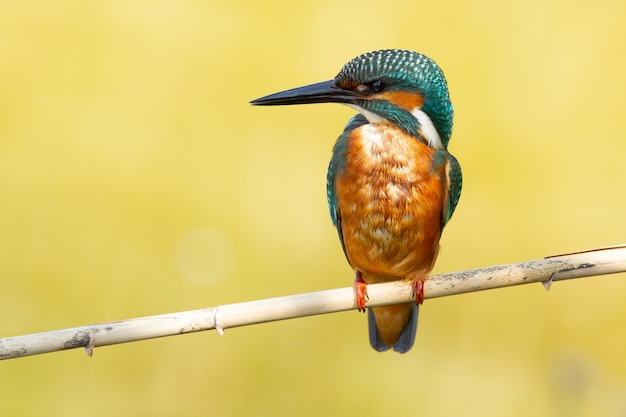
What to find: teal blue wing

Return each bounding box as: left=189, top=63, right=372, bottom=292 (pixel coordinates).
left=442, top=151, right=462, bottom=228
left=326, top=114, right=368, bottom=258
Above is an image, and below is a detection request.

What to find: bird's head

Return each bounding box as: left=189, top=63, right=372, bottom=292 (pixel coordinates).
left=251, top=49, right=454, bottom=149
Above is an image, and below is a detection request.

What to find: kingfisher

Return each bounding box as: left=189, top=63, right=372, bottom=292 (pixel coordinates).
left=251, top=49, right=462, bottom=353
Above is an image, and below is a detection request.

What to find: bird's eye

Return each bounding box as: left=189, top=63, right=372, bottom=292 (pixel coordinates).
left=369, top=80, right=386, bottom=93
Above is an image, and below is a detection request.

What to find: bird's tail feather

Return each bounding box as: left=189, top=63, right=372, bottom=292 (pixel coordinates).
left=368, top=303, right=419, bottom=353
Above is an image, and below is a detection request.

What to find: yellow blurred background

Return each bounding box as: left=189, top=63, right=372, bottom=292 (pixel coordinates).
left=1, top=0, right=625, bottom=416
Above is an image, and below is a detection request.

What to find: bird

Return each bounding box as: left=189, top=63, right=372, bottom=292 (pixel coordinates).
left=250, top=49, right=462, bottom=353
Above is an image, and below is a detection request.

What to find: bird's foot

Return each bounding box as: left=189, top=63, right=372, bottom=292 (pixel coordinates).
left=412, top=279, right=425, bottom=305
left=353, top=270, right=368, bottom=312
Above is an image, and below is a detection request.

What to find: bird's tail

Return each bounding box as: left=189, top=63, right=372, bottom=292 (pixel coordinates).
left=368, top=302, right=419, bottom=353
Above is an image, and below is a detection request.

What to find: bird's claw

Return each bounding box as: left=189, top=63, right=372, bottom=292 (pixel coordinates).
left=412, top=279, right=425, bottom=305
left=353, top=271, right=369, bottom=312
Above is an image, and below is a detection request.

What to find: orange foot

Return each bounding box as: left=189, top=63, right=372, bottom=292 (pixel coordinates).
left=353, top=270, right=368, bottom=312
left=413, top=279, right=425, bottom=305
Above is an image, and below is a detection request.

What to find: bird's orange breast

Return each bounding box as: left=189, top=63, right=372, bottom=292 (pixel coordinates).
left=334, top=123, right=446, bottom=284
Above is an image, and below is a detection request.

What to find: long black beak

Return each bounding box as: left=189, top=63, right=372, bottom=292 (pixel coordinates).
left=250, top=79, right=357, bottom=106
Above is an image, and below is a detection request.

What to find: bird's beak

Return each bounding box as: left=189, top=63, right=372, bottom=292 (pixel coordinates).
left=250, top=79, right=357, bottom=106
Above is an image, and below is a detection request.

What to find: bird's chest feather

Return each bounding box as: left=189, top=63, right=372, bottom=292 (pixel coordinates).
left=334, top=124, right=445, bottom=278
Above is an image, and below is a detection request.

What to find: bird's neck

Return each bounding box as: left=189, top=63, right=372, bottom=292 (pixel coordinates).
left=345, top=104, right=444, bottom=150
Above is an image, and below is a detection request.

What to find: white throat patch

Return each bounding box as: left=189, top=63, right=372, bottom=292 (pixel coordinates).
left=345, top=104, right=386, bottom=124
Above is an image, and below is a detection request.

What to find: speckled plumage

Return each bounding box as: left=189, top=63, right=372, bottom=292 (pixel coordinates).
left=251, top=49, right=462, bottom=353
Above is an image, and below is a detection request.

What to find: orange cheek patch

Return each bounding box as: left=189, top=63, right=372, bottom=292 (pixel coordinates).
left=376, top=91, right=424, bottom=111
